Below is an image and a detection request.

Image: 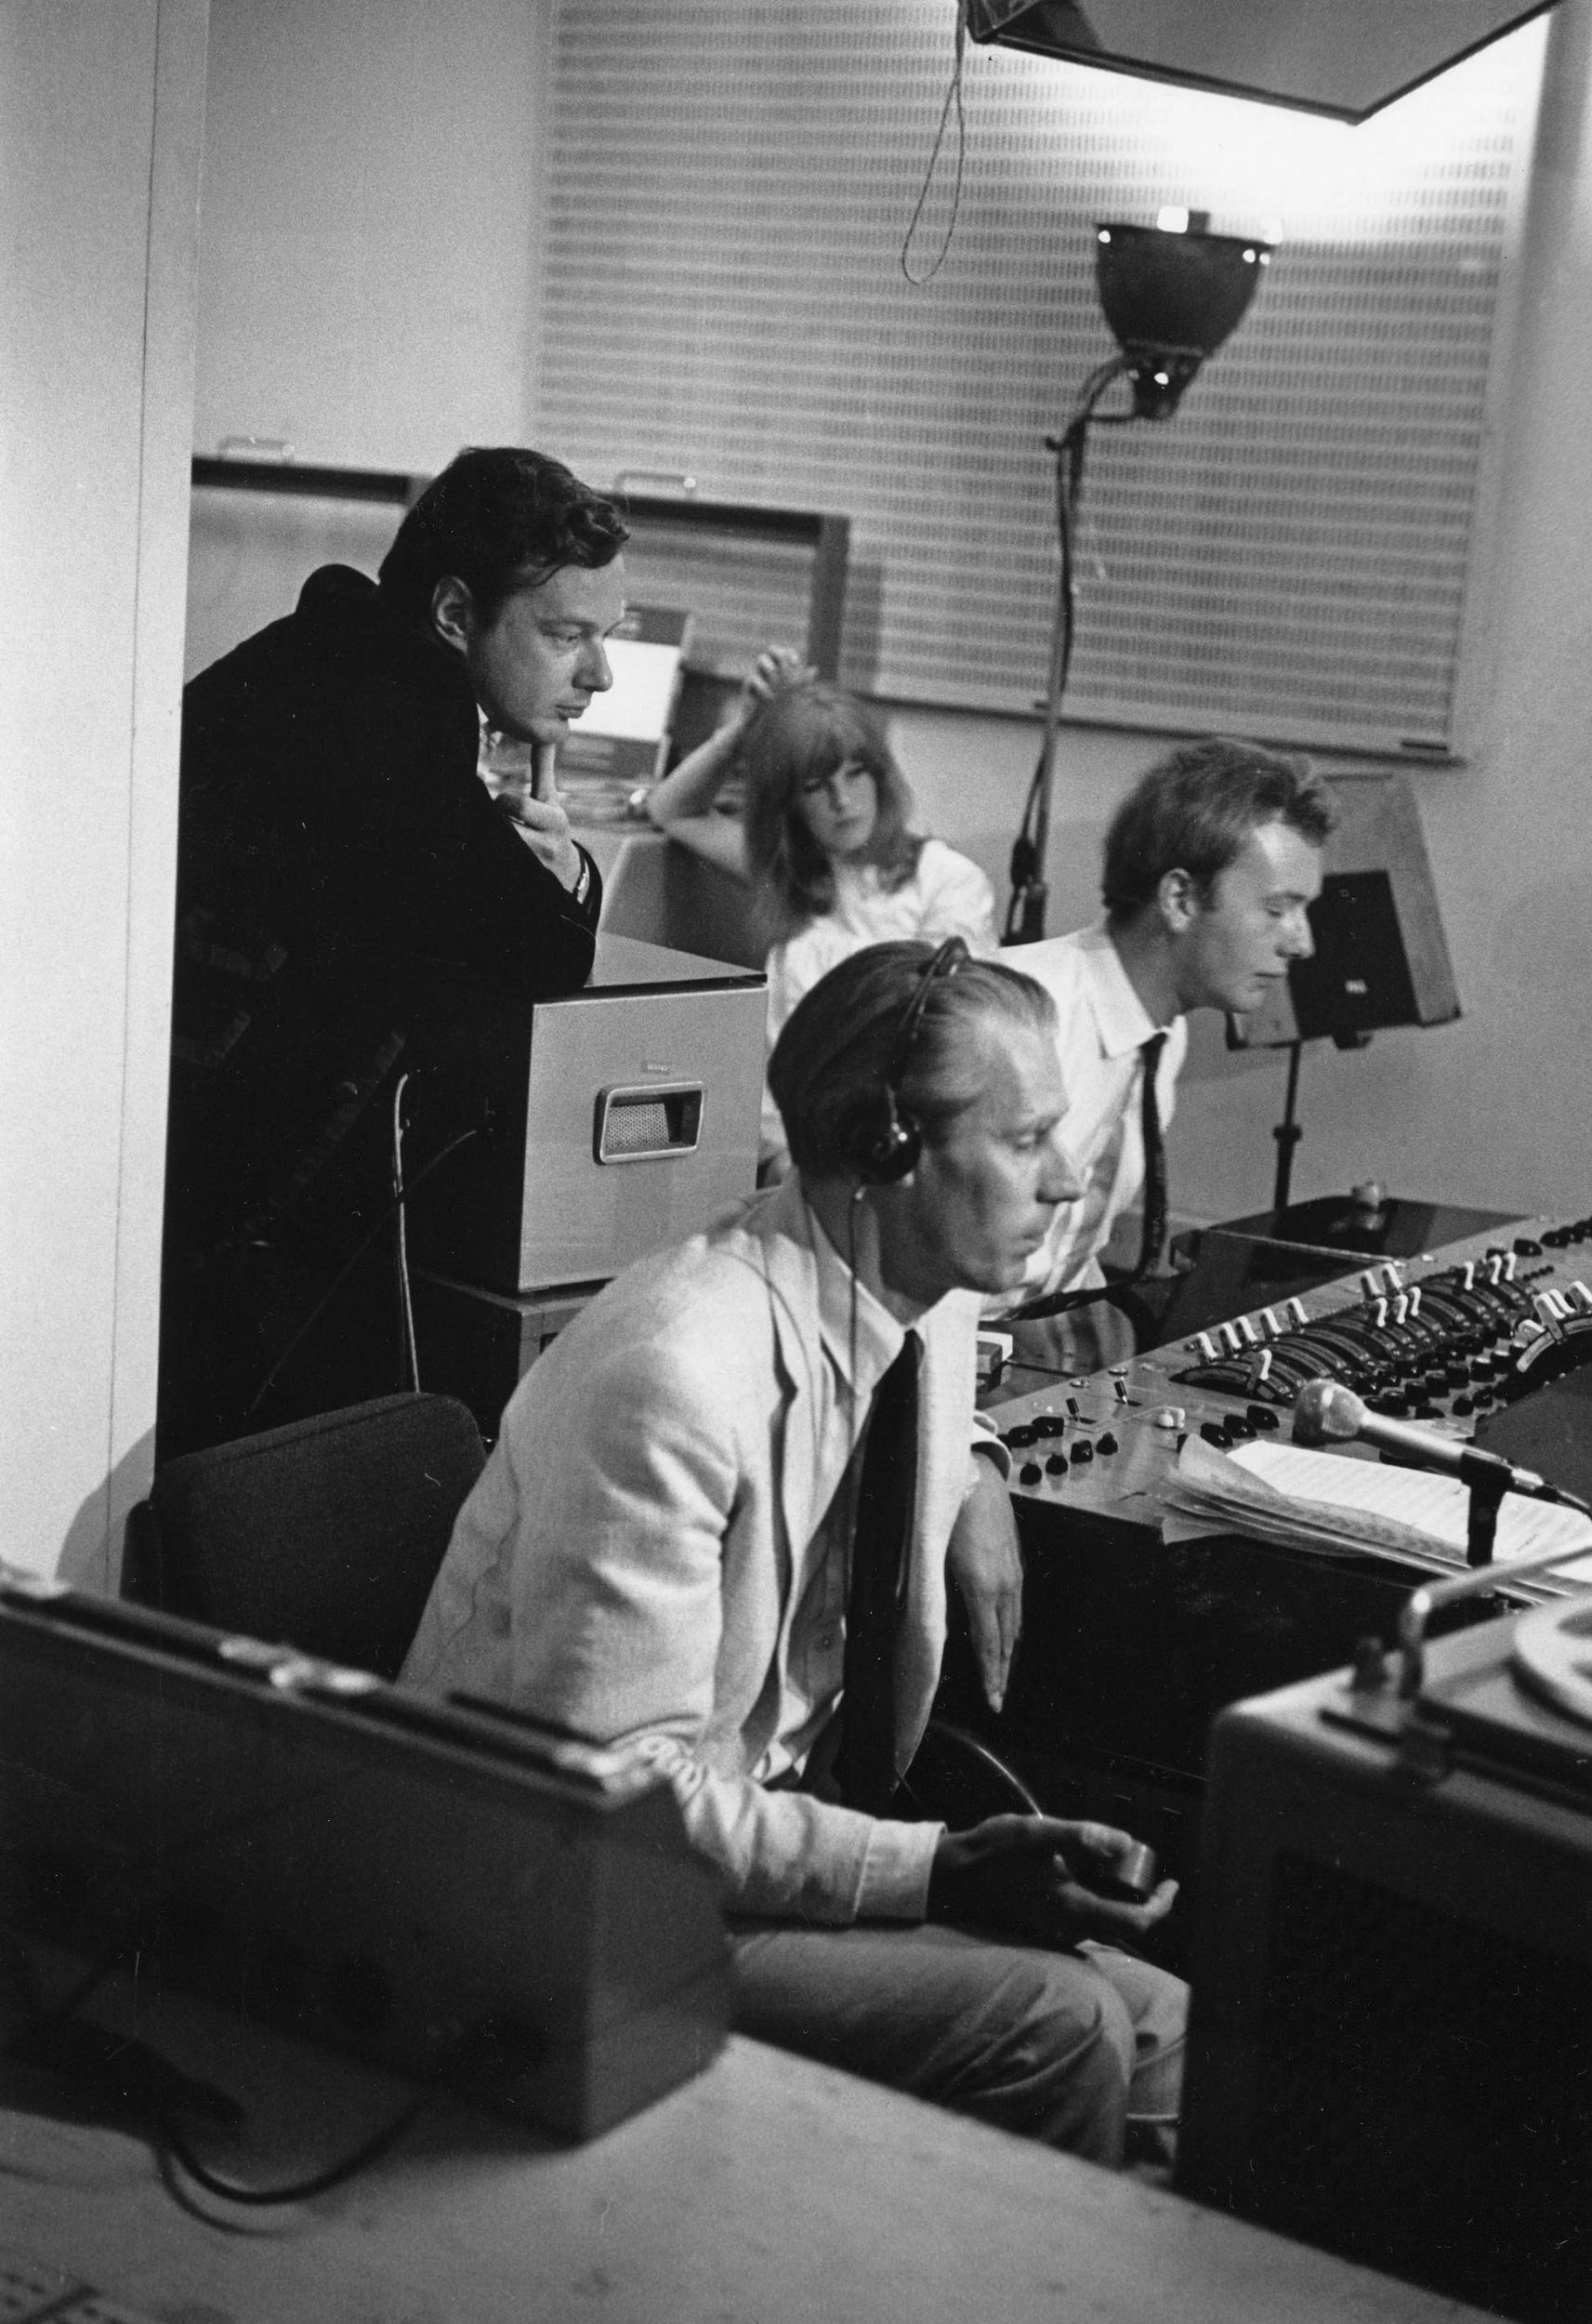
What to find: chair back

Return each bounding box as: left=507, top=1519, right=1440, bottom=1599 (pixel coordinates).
left=123, top=1393, right=487, bottom=1681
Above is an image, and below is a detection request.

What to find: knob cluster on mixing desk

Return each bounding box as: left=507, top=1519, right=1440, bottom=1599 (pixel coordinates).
left=1180, top=1255, right=1552, bottom=1413
left=997, top=1403, right=1127, bottom=1488
left=1172, top=1241, right=1575, bottom=1424
left=985, top=1208, right=1592, bottom=1516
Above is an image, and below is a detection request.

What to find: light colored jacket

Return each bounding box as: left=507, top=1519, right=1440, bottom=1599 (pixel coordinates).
left=402, top=1177, right=993, bottom=1923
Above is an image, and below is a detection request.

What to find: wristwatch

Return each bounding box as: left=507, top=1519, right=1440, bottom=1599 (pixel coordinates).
left=570, top=850, right=593, bottom=907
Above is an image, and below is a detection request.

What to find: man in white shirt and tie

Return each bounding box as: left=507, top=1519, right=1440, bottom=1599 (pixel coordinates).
left=999, top=737, right=1335, bottom=1371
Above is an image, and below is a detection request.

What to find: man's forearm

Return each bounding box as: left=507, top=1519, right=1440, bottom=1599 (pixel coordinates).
left=638, top=1733, right=941, bottom=1924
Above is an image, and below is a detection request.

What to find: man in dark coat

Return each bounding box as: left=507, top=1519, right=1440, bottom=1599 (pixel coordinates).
left=159, top=447, right=627, bottom=1458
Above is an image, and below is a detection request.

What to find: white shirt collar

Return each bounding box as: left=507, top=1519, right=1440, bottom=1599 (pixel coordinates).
left=1077, top=917, right=1178, bottom=1063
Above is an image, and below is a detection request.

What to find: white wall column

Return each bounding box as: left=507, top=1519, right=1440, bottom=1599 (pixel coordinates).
left=0, top=0, right=207, bottom=1579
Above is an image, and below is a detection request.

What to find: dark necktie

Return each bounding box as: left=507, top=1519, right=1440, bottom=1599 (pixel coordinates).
left=1138, top=1030, right=1169, bottom=1277
left=834, top=1330, right=921, bottom=1816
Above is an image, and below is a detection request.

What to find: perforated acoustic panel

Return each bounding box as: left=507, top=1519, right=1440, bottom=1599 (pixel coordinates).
left=536, top=2, right=1545, bottom=754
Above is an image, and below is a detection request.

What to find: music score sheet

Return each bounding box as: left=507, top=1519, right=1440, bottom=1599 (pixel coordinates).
left=1162, top=1434, right=1592, bottom=1591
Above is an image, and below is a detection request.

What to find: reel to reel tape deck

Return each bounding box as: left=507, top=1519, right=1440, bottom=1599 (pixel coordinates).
left=1179, top=1582, right=1592, bottom=2321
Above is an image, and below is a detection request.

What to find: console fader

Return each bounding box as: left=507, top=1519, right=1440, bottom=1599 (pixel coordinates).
left=989, top=1208, right=1592, bottom=1525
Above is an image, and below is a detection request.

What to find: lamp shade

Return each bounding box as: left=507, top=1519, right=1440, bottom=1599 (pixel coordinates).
left=1094, top=223, right=1272, bottom=416
left=967, top=0, right=1555, bottom=126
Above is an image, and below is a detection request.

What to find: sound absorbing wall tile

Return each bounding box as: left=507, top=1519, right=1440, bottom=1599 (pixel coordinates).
left=535, top=0, right=1544, bottom=754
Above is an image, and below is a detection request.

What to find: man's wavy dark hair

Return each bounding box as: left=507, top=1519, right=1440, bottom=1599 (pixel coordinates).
left=1101, top=736, right=1335, bottom=919
left=378, top=446, right=628, bottom=627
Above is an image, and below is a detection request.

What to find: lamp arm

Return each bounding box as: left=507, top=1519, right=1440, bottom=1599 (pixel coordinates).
left=1006, top=353, right=1132, bottom=943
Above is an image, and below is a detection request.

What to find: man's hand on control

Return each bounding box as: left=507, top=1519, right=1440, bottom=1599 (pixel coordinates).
left=927, top=1816, right=1177, bottom=1949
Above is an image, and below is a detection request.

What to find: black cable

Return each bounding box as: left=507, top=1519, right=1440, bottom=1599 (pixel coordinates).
left=241, top=1123, right=482, bottom=1423
left=998, top=1272, right=1138, bottom=1325
left=153, top=2081, right=431, bottom=2208
left=901, top=0, right=969, bottom=285
left=4, top=1926, right=443, bottom=2210
left=391, top=1070, right=420, bottom=1391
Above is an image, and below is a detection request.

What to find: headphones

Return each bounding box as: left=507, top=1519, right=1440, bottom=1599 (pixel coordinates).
left=846, top=937, right=970, bottom=1184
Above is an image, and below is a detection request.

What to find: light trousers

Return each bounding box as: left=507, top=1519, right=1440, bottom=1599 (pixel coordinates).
left=729, top=1920, right=1186, bottom=2167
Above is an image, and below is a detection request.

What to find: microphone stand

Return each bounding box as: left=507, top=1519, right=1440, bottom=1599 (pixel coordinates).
left=1465, top=1465, right=1508, bottom=1569
left=1270, top=1037, right=1304, bottom=1216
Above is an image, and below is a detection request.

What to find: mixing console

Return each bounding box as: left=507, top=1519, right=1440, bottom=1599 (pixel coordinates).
left=990, top=1208, right=1592, bottom=1522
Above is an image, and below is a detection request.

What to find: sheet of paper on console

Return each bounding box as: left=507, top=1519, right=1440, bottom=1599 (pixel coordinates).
left=1160, top=1433, right=1592, bottom=1593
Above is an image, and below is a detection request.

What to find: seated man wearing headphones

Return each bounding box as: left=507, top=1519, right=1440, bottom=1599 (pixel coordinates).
left=403, top=939, right=1186, bottom=2161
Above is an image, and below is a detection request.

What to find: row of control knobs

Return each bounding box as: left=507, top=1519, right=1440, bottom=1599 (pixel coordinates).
left=999, top=1406, right=1123, bottom=1486
left=1173, top=1238, right=1577, bottom=1419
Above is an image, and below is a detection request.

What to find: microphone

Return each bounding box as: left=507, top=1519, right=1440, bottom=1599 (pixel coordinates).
left=1290, top=1379, right=1564, bottom=1503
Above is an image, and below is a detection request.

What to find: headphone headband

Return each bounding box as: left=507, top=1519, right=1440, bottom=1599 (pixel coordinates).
left=851, top=936, right=971, bottom=1184
left=887, top=936, right=970, bottom=1084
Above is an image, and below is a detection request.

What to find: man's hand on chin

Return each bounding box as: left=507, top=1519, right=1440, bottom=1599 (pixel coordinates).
left=507, top=789, right=585, bottom=891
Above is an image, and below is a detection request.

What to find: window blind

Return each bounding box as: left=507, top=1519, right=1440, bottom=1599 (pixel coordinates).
left=534, top=0, right=1544, bottom=755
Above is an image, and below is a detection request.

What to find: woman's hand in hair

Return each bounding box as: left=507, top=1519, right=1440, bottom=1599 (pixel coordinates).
left=741, top=645, right=816, bottom=718
left=646, top=646, right=815, bottom=832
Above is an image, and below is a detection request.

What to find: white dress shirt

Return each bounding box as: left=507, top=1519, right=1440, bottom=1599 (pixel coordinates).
left=1000, top=918, right=1188, bottom=1305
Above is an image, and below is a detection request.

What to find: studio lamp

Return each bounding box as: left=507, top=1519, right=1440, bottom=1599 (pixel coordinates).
left=1006, top=211, right=1272, bottom=937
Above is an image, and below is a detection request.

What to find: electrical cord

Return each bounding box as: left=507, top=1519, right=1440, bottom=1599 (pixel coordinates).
left=901, top=0, right=969, bottom=284
left=152, top=2080, right=431, bottom=2208
left=4, top=1927, right=444, bottom=2209
left=999, top=1269, right=1144, bottom=1325
left=390, top=1071, right=420, bottom=1392
left=241, top=1123, right=482, bottom=1424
